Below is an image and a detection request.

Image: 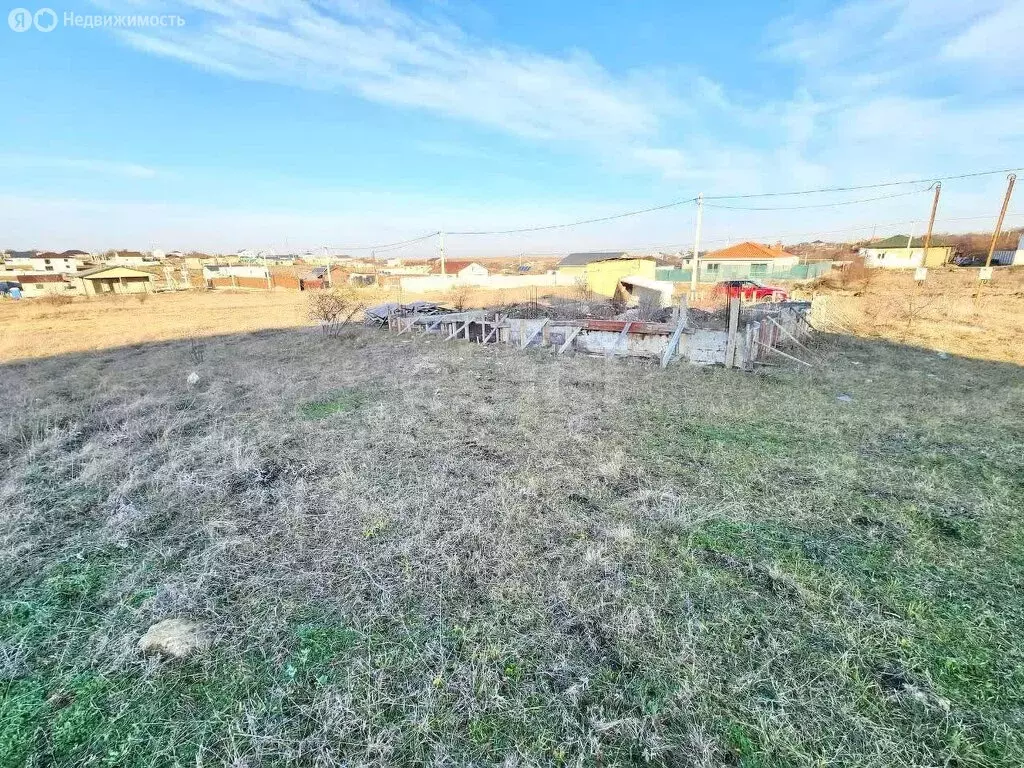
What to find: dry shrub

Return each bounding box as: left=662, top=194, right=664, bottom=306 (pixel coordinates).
left=41, top=292, right=74, bottom=307
left=307, top=288, right=364, bottom=337
left=449, top=284, right=473, bottom=312
left=840, top=256, right=874, bottom=290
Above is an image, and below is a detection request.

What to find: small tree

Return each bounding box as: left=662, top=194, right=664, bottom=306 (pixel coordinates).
left=307, top=289, right=364, bottom=337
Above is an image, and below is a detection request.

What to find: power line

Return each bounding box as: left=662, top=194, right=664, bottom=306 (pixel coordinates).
left=324, top=231, right=439, bottom=253
left=704, top=167, right=1023, bottom=200
left=448, top=197, right=697, bottom=236
left=444, top=167, right=1021, bottom=237
left=306, top=166, right=1021, bottom=251
left=703, top=186, right=933, bottom=211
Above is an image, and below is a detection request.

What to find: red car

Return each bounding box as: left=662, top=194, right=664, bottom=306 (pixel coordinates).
left=712, top=280, right=789, bottom=302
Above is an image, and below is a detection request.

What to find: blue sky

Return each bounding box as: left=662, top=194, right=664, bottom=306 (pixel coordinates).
left=2, top=0, right=1023, bottom=256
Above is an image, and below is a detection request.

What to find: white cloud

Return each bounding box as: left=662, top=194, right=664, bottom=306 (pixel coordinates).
left=0, top=154, right=161, bottom=179
left=113, top=0, right=682, bottom=173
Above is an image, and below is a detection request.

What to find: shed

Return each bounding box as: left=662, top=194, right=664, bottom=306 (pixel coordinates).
left=556, top=252, right=657, bottom=297
left=76, top=265, right=155, bottom=295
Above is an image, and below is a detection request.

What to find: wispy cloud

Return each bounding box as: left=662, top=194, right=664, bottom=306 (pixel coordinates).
left=0, top=154, right=162, bottom=179
left=114, top=0, right=678, bottom=162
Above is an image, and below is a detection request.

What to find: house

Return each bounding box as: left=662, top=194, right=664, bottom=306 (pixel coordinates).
left=430, top=259, right=489, bottom=278
left=108, top=251, right=156, bottom=267
left=15, top=273, right=76, bottom=297
left=690, top=242, right=800, bottom=279
left=296, top=265, right=347, bottom=290
left=2, top=250, right=89, bottom=274
left=859, top=236, right=953, bottom=268
left=557, top=252, right=657, bottom=297
left=203, top=264, right=271, bottom=289
left=75, top=265, right=155, bottom=295
left=991, top=233, right=1024, bottom=266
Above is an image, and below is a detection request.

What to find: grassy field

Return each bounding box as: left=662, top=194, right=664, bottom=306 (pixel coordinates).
left=1, top=315, right=1022, bottom=766
left=801, top=266, right=1024, bottom=365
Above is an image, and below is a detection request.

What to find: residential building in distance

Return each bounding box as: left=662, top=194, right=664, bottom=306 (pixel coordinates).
left=2, top=249, right=90, bottom=274
left=74, top=265, right=155, bottom=295
left=858, top=236, right=953, bottom=268
left=15, top=273, right=77, bottom=297
left=430, top=259, right=489, bottom=278
left=688, top=242, right=800, bottom=277
left=556, top=252, right=657, bottom=297
left=108, top=251, right=159, bottom=267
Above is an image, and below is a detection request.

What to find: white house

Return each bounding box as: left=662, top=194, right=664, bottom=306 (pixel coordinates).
left=430, top=259, right=489, bottom=278
left=3, top=250, right=89, bottom=274
left=109, top=251, right=157, bottom=267
left=858, top=236, right=953, bottom=268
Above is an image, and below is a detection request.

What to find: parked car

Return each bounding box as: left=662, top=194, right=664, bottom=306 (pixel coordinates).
left=712, top=280, right=789, bottom=302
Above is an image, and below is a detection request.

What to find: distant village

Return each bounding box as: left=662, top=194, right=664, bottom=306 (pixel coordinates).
left=1, top=232, right=1021, bottom=300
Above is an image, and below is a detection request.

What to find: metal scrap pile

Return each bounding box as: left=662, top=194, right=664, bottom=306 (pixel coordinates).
left=363, top=301, right=452, bottom=327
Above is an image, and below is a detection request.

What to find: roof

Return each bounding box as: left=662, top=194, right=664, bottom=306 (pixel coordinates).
left=864, top=236, right=951, bottom=249
left=78, top=265, right=154, bottom=279
left=618, top=275, right=674, bottom=291
left=558, top=252, right=651, bottom=267
left=60, top=249, right=89, bottom=257
left=17, top=274, right=67, bottom=284
left=704, top=242, right=795, bottom=261
left=5, top=250, right=37, bottom=260
left=432, top=260, right=484, bottom=274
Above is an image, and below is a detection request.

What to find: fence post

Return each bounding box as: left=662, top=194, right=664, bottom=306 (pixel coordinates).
left=725, top=298, right=740, bottom=368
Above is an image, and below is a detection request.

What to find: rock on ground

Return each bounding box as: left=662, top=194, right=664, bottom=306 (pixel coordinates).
left=138, top=618, right=209, bottom=659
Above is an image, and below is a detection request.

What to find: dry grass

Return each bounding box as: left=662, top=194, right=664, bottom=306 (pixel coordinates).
left=798, top=266, right=1024, bottom=365
left=0, top=286, right=579, bottom=362
left=1, top=321, right=1022, bottom=766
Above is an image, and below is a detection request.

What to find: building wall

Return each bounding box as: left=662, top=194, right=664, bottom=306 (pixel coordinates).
left=860, top=246, right=951, bottom=268
left=82, top=276, right=153, bottom=295
left=584, top=259, right=656, bottom=297
left=680, top=256, right=801, bottom=273
left=399, top=272, right=577, bottom=293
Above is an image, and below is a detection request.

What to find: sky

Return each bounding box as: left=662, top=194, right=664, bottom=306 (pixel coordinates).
left=2, top=0, right=1023, bottom=257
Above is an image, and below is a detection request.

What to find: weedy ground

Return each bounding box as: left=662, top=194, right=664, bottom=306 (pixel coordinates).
left=0, top=325, right=1022, bottom=767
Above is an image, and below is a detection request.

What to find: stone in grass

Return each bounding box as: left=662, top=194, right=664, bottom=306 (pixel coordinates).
left=138, top=618, right=210, bottom=659
left=186, top=371, right=200, bottom=388
left=837, top=394, right=854, bottom=402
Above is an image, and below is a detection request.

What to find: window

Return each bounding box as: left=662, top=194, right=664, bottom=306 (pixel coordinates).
left=750, top=263, right=768, bottom=276
left=705, top=263, right=720, bottom=273
left=45, top=266, right=54, bottom=271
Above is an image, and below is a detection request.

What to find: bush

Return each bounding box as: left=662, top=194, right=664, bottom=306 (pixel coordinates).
left=41, top=293, right=74, bottom=307
left=306, top=289, right=364, bottom=337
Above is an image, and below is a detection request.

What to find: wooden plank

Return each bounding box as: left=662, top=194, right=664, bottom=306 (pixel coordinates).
left=558, top=325, right=583, bottom=354
left=725, top=298, right=740, bottom=369
left=764, top=315, right=818, bottom=361
left=482, top=323, right=498, bottom=344
left=753, top=340, right=813, bottom=367
left=607, top=322, right=632, bottom=358
left=521, top=318, right=549, bottom=349
left=445, top=321, right=469, bottom=341
left=660, top=313, right=688, bottom=368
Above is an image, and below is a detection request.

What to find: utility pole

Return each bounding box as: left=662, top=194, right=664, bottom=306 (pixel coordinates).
left=905, top=221, right=916, bottom=264
left=439, top=231, right=447, bottom=275
left=325, top=247, right=333, bottom=289
left=922, top=182, right=942, bottom=265
left=985, top=173, right=1016, bottom=268
left=690, top=193, right=703, bottom=300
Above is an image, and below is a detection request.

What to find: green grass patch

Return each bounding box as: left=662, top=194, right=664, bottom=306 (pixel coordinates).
left=298, top=387, right=367, bottom=419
